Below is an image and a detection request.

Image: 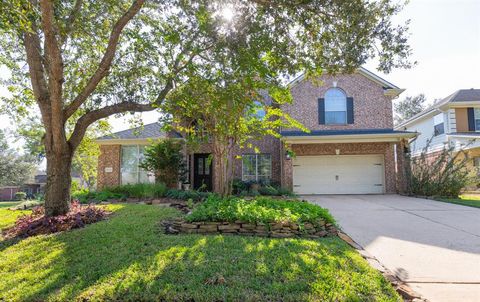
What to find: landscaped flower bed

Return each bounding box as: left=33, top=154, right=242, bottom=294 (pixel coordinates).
left=163, top=196, right=337, bottom=238
left=2, top=201, right=108, bottom=239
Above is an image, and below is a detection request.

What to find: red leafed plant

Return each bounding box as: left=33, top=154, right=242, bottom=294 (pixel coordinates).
left=2, top=201, right=108, bottom=239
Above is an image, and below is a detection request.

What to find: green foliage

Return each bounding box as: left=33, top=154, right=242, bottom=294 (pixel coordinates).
left=186, top=195, right=335, bottom=226
left=394, top=94, right=427, bottom=125
left=407, top=141, right=472, bottom=198
left=73, top=183, right=169, bottom=203
left=258, top=185, right=279, bottom=196
left=0, top=204, right=400, bottom=301
left=70, top=180, right=81, bottom=194
left=232, top=179, right=295, bottom=197
left=109, top=183, right=168, bottom=199
left=0, top=130, right=36, bottom=187
left=165, top=189, right=210, bottom=202
left=16, top=118, right=109, bottom=189
left=14, top=192, right=26, bottom=201
left=437, top=195, right=480, bottom=209
left=139, top=139, right=186, bottom=188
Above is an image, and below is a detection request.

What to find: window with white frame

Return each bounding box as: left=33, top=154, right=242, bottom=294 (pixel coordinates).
left=242, top=154, right=271, bottom=183
left=474, top=109, right=480, bottom=131
left=121, top=145, right=154, bottom=184
left=325, top=88, right=347, bottom=124
left=433, top=113, right=445, bottom=136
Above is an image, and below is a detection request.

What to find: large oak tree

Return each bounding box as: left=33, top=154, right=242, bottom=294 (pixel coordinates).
left=0, top=0, right=412, bottom=216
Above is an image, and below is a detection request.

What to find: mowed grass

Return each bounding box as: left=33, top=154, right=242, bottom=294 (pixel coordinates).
left=0, top=204, right=400, bottom=302
left=437, top=195, right=480, bottom=209
left=0, top=201, right=29, bottom=231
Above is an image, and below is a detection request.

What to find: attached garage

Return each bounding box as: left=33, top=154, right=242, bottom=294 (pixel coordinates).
left=292, top=154, right=385, bottom=194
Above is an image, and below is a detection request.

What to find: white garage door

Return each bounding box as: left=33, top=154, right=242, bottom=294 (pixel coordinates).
left=292, top=155, right=385, bottom=194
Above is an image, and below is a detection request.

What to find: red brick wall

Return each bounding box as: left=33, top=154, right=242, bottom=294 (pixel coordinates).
left=0, top=187, right=20, bottom=201
left=188, top=136, right=282, bottom=185
left=282, top=73, right=394, bottom=131
left=97, top=145, right=121, bottom=189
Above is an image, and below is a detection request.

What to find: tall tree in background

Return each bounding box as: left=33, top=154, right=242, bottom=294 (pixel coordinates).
left=16, top=118, right=110, bottom=189
left=394, top=94, right=427, bottom=125
left=0, top=0, right=412, bottom=216
left=0, top=129, right=36, bottom=187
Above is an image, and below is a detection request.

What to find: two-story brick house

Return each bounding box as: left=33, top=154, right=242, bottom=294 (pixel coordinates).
left=395, top=89, right=480, bottom=174
left=96, top=67, right=416, bottom=194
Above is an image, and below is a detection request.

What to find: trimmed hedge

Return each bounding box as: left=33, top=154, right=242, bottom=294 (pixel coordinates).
left=186, top=195, right=335, bottom=225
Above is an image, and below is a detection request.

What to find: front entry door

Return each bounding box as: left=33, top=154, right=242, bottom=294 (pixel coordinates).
left=193, top=154, right=212, bottom=191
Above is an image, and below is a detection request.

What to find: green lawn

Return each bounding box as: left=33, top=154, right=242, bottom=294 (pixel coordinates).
left=0, top=202, right=29, bottom=231
left=0, top=201, right=21, bottom=208
left=0, top=204, right=400, bottom=302
left=437, top=195, right=480, bottom=209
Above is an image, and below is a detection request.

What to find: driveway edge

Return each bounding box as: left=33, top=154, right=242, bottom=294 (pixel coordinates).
left=337, top=231, right=428, bottom=302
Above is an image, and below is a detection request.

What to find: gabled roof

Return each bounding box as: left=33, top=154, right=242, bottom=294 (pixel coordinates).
left=395, top=89, right=480, bottom=129
left=288, top=67, right=404, bottom=97
left=97, top=122, right=181, bottom=142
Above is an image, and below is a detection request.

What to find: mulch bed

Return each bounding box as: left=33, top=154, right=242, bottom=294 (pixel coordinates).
left=2, top=201, right=108, bottom=240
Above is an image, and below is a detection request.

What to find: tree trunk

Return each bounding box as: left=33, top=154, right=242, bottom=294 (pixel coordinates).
left=44, top=149, right=73, bottom=216
left=212, top=137, right=235, bottom=196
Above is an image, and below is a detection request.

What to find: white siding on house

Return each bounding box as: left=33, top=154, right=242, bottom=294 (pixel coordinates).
left=447, top=109, right=457, bottom=133
left=406, top=112, right=448, bottom=155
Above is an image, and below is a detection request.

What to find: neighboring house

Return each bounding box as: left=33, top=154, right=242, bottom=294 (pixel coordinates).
left=0, top=171, right=46, bottom=201
left=395, top=88, right=480, bottom=173
left=96, top=67, right=416, bottom=194
left=0, top=187, right=21, bottom=201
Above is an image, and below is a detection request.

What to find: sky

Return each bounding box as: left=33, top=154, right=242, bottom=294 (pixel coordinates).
left=1, top=0, right=480, bottom=138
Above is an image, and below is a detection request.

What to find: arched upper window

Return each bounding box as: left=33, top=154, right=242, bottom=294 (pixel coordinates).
left=325, top=88, right=347, bottom=125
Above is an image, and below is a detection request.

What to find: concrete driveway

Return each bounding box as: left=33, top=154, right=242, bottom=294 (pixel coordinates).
left=306, top=195, right=480, bottom=302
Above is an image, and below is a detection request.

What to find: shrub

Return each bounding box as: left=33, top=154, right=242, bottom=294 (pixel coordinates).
left=407, top=140, right=472, bottom=198
left=2, top=201, right=107, bottom=239
left=232, top=179, right=248, bottom=195
left=165, top=189, right=210, bottom=201
left=70, top=180, right=81, bottom=194
left=186, top=195, right=335, bottom=225
left=258, top=185, right=278, bottom=196
left=232, top=179, right=295, bottom=197
left=108, top=183, right=168, bottom=199
left=139, top=139, right=187, bottom=188
left=14, top=192, right=27, bottom=201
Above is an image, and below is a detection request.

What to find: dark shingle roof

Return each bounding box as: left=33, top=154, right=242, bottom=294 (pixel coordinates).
left=97, top=122, right=181, bottom=140
left=395, top=89, right=480, bottom=129
left=450, top=89, right=480, bottom=102
left=281, top=128, right=415, bottom=137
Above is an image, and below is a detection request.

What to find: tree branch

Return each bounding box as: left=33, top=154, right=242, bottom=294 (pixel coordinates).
left=69, top=78, right=172, bottom=149
left=61, top=0, right=83, bottom=44
left=63, top=0, right=145, bottom=121
left=39, top=0, right=67, bottom=151
left=68, top=102, right=154, bottom=149
left=23, top=30, right=49, bottom=106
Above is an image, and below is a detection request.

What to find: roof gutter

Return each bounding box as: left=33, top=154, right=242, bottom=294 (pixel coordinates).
left=282, top=132, right=417, bottom=144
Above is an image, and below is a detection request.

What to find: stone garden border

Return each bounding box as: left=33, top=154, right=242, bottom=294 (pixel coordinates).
left=162, top=219, right=337, bottom=238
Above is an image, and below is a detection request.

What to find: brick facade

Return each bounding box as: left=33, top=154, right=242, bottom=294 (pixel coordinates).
left=282, top=73, right=394, bottom=131
left=96, top=72, right=409, bottom=194
left=97, top=145, right=121, bottom=189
